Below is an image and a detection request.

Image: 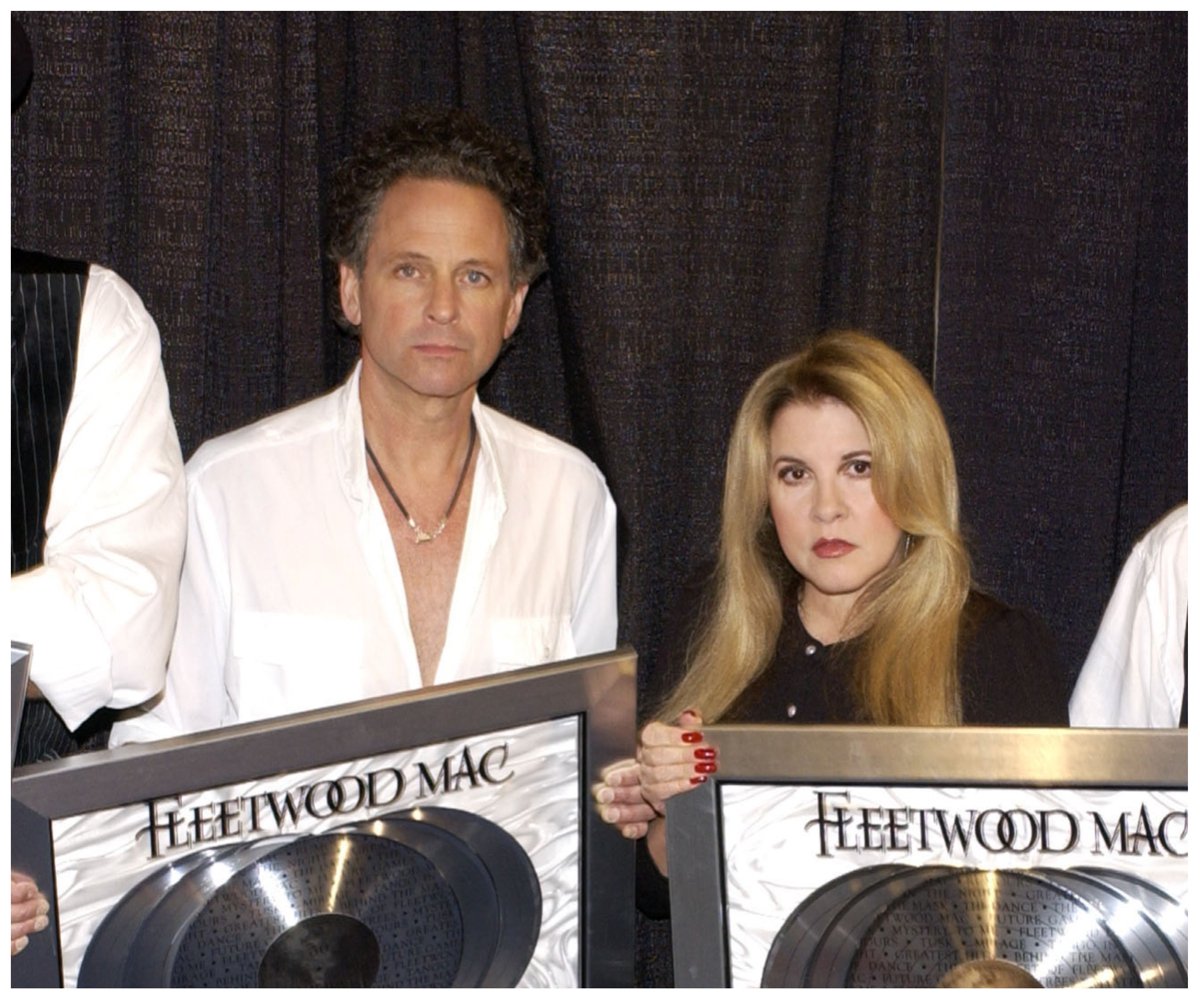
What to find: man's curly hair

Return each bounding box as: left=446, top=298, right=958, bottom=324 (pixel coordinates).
left=326, top=108, right=548, bottom=334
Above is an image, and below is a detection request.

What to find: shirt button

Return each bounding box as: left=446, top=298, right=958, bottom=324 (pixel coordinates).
left=805, top=643, right=818, bottom=656
left=786, top=704, right=797, bottom=718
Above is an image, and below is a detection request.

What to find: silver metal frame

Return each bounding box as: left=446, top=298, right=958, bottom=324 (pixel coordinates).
left=11, top=642, right=32, bottom=763
left=11, top=646, right=637, bottom=987
left=668, top=724, right=1188, bottom=987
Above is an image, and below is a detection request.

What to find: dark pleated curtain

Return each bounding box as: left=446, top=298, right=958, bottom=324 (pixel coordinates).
left=9, top=11, right=1186, bottom=987
left=936, top=13, right=1187, bottom=665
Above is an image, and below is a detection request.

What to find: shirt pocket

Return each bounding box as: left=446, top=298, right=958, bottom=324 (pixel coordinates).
left=489, top=614, right=576, bottom=670
left=230, top=611, right=366, bottom=723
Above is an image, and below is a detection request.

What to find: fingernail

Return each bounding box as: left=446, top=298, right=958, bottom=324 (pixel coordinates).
left=35, top=898, right=49, bottom=916
left=595, top=787, right=614, bottom=804
left=681, top=731, right=703, bottom=744
left=690, top=775, right=708, bottom=785
left=622, top=825, right=640, bottom=839
left=32, top=915, right=49, bottom=932
left=13, top=936, right=28, bottom=955
left=693, top=747, right=716, bottom=760
left=694, top=761, right=717, bottom=775
left=600, top=807, right=617, bottom=824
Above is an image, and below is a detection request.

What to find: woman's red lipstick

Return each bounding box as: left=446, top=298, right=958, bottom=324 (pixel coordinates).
left=812, top=538, right=855, bottom=558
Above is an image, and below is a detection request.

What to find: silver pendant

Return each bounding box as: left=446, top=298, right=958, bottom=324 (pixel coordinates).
left=407, top=516, right=445, bottom=544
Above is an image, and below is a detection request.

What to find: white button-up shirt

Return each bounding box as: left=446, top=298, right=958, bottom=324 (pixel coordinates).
left=11, top=265, right=186, bottom=730
left=1069, top=504, right=1187, bottom=728
left=111, top=364, right=617, bottom=742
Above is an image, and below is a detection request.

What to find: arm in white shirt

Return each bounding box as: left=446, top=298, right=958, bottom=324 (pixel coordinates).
left=10, top=266, right=186, bottom=730
left=1069, top=505, right=1187, bottom=728
left=109, top=465, right=233, bottom=743
left=570, top=474, right=619, bottom=656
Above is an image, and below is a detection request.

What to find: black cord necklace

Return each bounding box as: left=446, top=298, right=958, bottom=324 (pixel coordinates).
left=365, top=415, right=476, bottom=544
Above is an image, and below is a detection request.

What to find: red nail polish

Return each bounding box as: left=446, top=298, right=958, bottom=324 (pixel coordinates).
left=690, top=775, right=708, bottom=785
left=681, top=731, right=703, bottom=744
left=694, top=748, right=716, bottom=761
left=694, top=761, right=717, bottom=775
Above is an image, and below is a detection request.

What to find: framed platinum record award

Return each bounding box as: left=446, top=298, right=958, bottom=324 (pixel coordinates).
left=11, top=648, right=637, bottom=988
left=668, top=726, right=1187, bottom=988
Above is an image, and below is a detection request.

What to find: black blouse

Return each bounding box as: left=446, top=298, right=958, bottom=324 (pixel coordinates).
left=721, top=590, right=1070, bottom=726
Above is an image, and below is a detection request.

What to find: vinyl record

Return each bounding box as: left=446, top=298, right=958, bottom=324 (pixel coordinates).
left=78, top=844, right=230, bottom=987
left=329, top=815, right=503, bottom=987
left=814, top=868, right=1141, bottom=988
left=760, top=864, right=914, bottom=987
left=1072, top=866, right=1188, bottom=969
left=80, top=805, right=545, bottom=987
left=804, top=864, right=954, bottom=987
left=160, top=832, right=475, bottom=987
left=120, top=835, right=300, bottom=987
left=376, top=807, right=542, bottom=987
left=1032, top=868, right=1186, bottom=987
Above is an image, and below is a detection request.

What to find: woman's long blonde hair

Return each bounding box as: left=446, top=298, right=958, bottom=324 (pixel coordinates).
left=660, top=330, right=971, bottom=725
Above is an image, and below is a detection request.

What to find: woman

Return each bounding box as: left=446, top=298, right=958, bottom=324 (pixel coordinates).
left=596, top=330, right=1068, bottom=892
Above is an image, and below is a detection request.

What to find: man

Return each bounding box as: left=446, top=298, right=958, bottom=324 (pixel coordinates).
left=1069, top=504, right=1187, bottom=727
left=111, top=109, right=617, bottom=741
left=11, top=16, right=187, bottom=953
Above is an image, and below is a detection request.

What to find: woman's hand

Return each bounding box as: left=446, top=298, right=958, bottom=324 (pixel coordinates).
left=638, top=710, right=717, bottom=815
left=592, top=710, right=718, bottom=842
left=593, top=758, right=658, bottom=839
left=11, top=874, right=49, bottom=956
left=637, top=710, right=716, bottom=876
